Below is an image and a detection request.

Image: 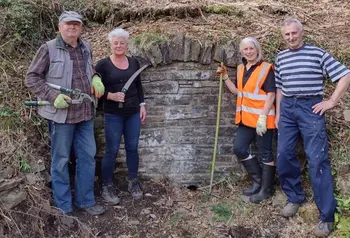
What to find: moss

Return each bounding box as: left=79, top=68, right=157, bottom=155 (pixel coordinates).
left=131, top=33, right=168, bottom=48
left=205, top=4, right=244, bottom=17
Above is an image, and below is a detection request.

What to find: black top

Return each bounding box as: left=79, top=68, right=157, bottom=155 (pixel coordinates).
left=95, top=56, right=145, bottom=115
left=234, top=59, right=276, bottom=93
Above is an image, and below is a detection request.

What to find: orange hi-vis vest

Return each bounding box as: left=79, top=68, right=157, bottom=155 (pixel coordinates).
left=235, top=61, right=276, bottom=129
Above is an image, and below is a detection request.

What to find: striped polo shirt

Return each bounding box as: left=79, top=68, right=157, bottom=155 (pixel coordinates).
left=275, top=44, right=350, bottom=96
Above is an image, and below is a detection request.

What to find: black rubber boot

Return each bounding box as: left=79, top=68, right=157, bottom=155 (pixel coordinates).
left=250, top=164, right=276, bottom=203
left=241, top=157, right=262, bottom=196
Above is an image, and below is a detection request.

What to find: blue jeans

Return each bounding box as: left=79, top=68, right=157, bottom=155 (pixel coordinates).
left=277, top=96, right=336, bottom=222
left=234, top=124, right=274, bottom=163
left=102, top=112, right=140, bottom=185
left=49, top=120, right=96, bottom=213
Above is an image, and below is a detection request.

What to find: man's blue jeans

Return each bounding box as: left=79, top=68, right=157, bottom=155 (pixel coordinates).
left=277, top=96, right=336, bottom=222
left=102, top=112, right=140, bottom=185
left=49, top=119, right=96, bottom=213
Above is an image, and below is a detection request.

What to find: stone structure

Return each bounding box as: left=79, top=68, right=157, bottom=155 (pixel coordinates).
left=95, top=34, right=245, bottom=185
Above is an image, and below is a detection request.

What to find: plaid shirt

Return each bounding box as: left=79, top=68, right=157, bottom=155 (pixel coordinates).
left=26, top=36, right=93, bottom=124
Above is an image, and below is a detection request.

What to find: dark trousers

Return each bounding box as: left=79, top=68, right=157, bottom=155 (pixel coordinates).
left=102, top=112, right=141, bottom=185
left=234, top=124, right=274, bottom=163
left=277, top=96, right=336, bottom=222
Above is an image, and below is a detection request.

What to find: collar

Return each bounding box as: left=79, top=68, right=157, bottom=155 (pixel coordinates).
left=242, top=58, right=263, bottom=67
left=56, top=35, right=83, bottom=49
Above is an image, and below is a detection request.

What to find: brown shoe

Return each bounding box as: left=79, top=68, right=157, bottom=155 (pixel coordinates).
left=281, top=202, right=301, bottom=218
left=128, top=178, right=143, bottom=200
left=83, top=205, right=106, bottom=216
left=314, top=221, right=333, bottom=237
left=102, top=184, right=120, bottom=205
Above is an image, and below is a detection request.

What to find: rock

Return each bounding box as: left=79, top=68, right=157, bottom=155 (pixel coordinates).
left=25, top=174, right=37, bottom=185
left=336, top=173, right=350, bottom=196
left=199, top=40, right=214, bottom=65
left=271, top=190, right=287, bottom=208
left=0, top=188, right=27, bottom=209
left=169, top=34, right=185, bottom=61
left=299, top=203, right=319, bottom=225
left=159, top=42, right=172, bottom=64
left=344, top=110, right=350, bottom=121
left=144, top=43, right=163, bottom=66
left=59, top=215, right=75, bottom=228
left=0, top=167, right=15, bottom=179
left=190, top=39, right=202, bottom=61
left=184, top=37, right=201, bottom=62
left=0, top=178, right=22, bottom=192
left=143, top=81, right=179, bottom=94
left=165, top=199, right=174, bottom=207
left=241, top=195, right=250, bottom=203
left=149, top=214, right=157, bottom=220
left=225, top=41, right=239, bottom=67
left=141, top=208, right=151, bottom=215
left=30, top=159, right=46, bottom=172
left=213, top=44, right=225, bottom=63
left=129, top=220, right=140, bottom=225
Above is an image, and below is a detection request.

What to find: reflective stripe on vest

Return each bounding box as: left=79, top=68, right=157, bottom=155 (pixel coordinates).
left=236, top=106, right=275, bottom=115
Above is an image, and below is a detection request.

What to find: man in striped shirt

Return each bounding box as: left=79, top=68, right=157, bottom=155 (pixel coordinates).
left=275, top=18, right=350, bottom=237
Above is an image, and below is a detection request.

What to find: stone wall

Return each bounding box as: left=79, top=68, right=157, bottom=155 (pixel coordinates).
left=95, top=34, right=245, bottom=185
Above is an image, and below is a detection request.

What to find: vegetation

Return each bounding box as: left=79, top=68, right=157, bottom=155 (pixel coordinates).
left=211, top=203, right=232, bottom=222
left=131, top=33, right=168, bottom=48
left=205, top=4, right=244, bottom=17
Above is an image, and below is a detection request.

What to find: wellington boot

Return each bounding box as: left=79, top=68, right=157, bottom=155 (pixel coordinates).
left=250, top=164, right=276, bottom=203
left=241, top=157, right=262, bottom=196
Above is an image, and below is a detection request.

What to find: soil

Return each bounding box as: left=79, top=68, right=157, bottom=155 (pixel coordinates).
left=3, top=169, right=322, bottom=238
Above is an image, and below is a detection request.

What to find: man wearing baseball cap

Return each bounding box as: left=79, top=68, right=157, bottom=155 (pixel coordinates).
left=26, top=11, right=105, bottom=216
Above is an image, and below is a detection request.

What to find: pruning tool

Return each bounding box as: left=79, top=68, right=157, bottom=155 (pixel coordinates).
left=24, top=83, right=93, bottom=106
left=118, top=64, right=149, bottom=108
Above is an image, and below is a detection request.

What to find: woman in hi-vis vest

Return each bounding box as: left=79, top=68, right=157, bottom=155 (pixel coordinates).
left=217, top=37, right=276, bottom=204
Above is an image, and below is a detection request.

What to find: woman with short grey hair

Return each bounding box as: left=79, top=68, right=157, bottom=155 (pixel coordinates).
left=96, top=28, right=146, bottom=204
left=217, top=36, right=276, bottom=203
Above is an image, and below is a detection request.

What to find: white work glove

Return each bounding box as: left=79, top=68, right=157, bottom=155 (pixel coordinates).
left=256, top=115, right=267, bottom=136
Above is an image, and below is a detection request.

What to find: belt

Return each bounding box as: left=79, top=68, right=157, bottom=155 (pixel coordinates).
left=285, top=95, right=322, bottom=99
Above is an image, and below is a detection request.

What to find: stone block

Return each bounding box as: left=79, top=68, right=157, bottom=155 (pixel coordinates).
left=159, top=42, right=172, bottom=64
left=225, top=41, right=239, bottom=67
left=149, top=95, right=192, bottom=106
left=0, top=188, right=27, bottom=209
left=143, top=81, right=179, bottom=94
left=164, top=106, right=209, bottom=120
left=139, top=128, right=166, bottom=147
left=199, top=40, right=214, bottom=65
left=171, top=70, right=212, bottom=80
left=144, top=43, right=163, bottom=66
left=184, top=37, right=202, bottom=62
left=0, top=178, right=22, bottom=192
left=169, top=34, right=185, bottom=61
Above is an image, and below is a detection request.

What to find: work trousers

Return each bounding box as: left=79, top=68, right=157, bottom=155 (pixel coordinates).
left=277, top=96, right=336, bottom=222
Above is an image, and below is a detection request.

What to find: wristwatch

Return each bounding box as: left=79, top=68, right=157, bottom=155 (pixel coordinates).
left=140, top=102, right=146, bottom=106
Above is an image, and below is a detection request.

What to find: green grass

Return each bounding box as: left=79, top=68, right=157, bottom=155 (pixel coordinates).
left=170, top=212, right=185, bottom=227
left=131, top=33, right=168, bottom=48
left=205, top=5, right=244, bottom=17
left=0, top=107, right=21, bottom=129
left=211, top=203, right=232, bottom=222
left=20, top=159, right=31, bottom=172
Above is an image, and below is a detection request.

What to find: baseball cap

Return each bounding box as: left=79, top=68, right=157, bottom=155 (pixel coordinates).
left=59, top=11, right=83, bottom=24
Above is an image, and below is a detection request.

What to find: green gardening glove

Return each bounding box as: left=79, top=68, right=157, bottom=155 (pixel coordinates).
left=53, top=94, right=71, bottom=109
left=91, top=75, right=105, bottom=98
